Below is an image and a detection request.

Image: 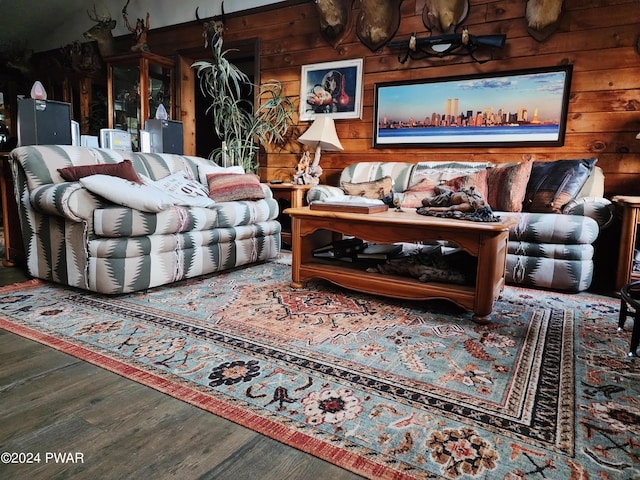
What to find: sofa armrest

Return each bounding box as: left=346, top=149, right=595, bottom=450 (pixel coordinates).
left=30, top=183, right=113, bottom=222
left=500, top=212, right=600, bottom=244
left=307, top=185, right=346, bottom=203
left=561, top=197, right=615, bottom=229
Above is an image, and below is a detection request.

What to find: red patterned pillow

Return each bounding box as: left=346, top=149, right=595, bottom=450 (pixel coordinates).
left=400, top=178, right=437, bottom=208
left=400, top=170, right=488, bottom=209
left=207, top=173, right=265, bottom=202
left=58, top=160, right=142, bottom=184
left=443, top=169, right=489, bottom=200
left=486, top=161, right=533, bottom=212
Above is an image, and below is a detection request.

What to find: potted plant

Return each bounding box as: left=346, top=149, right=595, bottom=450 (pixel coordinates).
left=192, top=41, right=295, bottom=173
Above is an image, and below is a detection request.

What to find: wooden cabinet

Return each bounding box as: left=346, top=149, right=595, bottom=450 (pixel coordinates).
left=613, top=196, right=640, bottom=291
left=1, top=153, right=24, bottom=266
left=106, top=51, right=174, bottom=151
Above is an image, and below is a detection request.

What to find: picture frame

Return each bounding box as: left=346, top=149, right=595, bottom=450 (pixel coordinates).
left=299, top=59, right=364, bottom=121
left=373, top=65, right=573, bottom=148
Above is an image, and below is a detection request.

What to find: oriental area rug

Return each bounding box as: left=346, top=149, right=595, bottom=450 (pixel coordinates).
left=1, top=256, right=639, bottom=479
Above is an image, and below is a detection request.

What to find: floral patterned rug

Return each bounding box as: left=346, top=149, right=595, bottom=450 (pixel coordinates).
left=1, top=256, right=638, bottom=479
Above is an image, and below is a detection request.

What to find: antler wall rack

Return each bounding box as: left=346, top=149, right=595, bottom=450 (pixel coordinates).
left=388, top=28, right=506, bottom=64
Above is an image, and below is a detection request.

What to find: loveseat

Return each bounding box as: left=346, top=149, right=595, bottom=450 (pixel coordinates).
left=307, top=160, right=615, bottom=292
left=9, top=145, right=281, bottom=294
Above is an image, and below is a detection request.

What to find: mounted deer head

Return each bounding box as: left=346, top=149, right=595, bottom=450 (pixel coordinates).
left=1, top=41, right=34, bottom=78
left=526, top=0, right=564, bottom=42
left=196, top=4, right=225, bottom=50
left=315, top=0, right=350, bottom=48
left=422, top=0, right=469, bottom=34
left=84, top=4, right=117, bottom=57
left=356, top=0, right=403, bottom=52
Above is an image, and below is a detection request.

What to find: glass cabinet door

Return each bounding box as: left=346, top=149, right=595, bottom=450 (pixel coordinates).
left=107, top=51, right=174, bottom=151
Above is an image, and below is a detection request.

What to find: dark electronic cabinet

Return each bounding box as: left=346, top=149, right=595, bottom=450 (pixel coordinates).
left=17, top=99, right=72, bottom=146
left=145, top=119, right=183, bottom=154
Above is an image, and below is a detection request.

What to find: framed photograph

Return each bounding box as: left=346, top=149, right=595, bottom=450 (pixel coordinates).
left=373, top=65, right=573, bottom=148
left=300, top=59, right=364, bottom=121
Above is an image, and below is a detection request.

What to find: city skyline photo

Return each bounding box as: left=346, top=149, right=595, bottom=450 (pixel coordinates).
left=373, top=65, right=573, bottom=148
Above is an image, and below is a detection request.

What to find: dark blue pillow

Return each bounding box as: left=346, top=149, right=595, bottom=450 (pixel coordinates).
left=524, top=158, right=597, bottom=213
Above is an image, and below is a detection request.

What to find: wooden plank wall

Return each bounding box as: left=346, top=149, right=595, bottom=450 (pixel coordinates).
left=151, top=0, right=640, bottom=196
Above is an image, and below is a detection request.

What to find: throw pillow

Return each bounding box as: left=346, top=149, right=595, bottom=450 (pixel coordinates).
left=341, top=176, right=393, bottom=200
left=400, top=178, right=437, bottom=208
left=412, top=161, right=492, bottom=184
left=58, top=160, right=142, bottom=184
left=443, top=169, right=489, bottom=201
left=524, top=158, right=598, bottom=213
left=140, top=172, right=215, bottom=208
left=198, top=164, right=245, bottom=185
left=206, top=173, right=266, bottom=203
left=400, top=170, right=489, bottom=209
left=80, top=174, right=175, bottom=212
left=486, top=160, right=534, bottom=212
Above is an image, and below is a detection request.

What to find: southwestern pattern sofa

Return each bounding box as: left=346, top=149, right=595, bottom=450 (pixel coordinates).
left=9, top=145, right=280, bottom=294
left=307, top=160, right=615, bottom=292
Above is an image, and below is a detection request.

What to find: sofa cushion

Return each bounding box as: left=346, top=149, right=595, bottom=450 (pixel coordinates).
left=486, top=161, right=533, bottom=212
left=80, top=174, right=175, bottom=212
left=524, top=158, right=598, bottom=213
left=508, top=241, right=594, bottom=261
left=93, top=205, right=220, bottom=237
left=58, top=160, right=142, bottom=184
left=341, top=176, right=393, bottom=200
left=505, top=256, right=594, bottom=293
left=207, top=173, right=265, bottom=202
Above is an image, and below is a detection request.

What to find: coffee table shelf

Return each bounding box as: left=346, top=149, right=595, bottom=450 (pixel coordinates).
left=284, top=207, right=517, bottom=323
left=301, top=259, right=475, bottom=300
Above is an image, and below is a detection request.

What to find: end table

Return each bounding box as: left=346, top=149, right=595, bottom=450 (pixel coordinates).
left=269, top=183, right=312, bottom=246
left=612, top=195, right=640, bottom=292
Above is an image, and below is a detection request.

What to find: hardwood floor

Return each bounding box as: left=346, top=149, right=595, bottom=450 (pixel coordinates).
left=0, top=264, right=363, bottom=480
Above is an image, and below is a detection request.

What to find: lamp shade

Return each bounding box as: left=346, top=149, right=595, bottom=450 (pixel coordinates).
left=298, top=116, right=344, bottom=152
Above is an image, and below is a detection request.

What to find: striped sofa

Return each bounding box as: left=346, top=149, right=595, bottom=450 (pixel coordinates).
left=9, top=145, right=280, bottom=294
left=308, top=161, right=614, bottom=293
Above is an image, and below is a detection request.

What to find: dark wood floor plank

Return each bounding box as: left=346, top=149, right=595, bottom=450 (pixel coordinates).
left=0, top=265, right=363, bottom=480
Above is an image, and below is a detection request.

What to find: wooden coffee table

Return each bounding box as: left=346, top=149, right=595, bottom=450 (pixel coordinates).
left=283, top=207, right=518, bottom=324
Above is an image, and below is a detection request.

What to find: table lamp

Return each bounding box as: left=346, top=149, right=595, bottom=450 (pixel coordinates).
left=298, top=116, right=344, bottom=168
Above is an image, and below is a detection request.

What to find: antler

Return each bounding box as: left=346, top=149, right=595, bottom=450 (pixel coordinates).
left=87, top=4, right=112, bottom=22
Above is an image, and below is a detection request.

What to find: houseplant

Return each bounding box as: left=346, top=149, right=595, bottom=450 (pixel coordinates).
left=192, top=41, right=295, bottom=173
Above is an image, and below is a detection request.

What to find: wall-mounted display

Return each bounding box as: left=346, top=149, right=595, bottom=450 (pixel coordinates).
left=373, top=65, right=573, bottom=148
left=299, top=59, right=363, bottom=121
